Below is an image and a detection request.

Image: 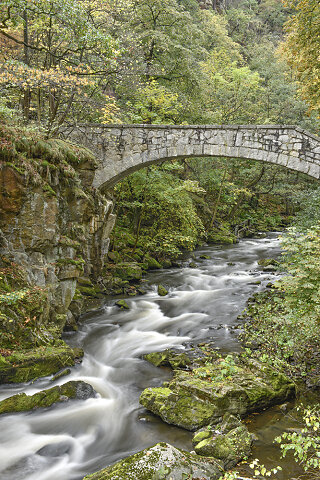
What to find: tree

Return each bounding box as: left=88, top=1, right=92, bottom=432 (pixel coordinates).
left=281, top=0, right=320, bottom=116
left=0, top=0, right=117, bottom=131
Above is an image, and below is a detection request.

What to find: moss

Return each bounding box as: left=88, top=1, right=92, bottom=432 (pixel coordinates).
left=143, top=254, right=162, bottom=270
left=43, top=183, right=56, bottom=197
left=157, top=284, right=168, bottom=296
left=0, top=344, right=83, bottom=383
left=192, top=429, right=212, bottom=444
left=51, top=368, right=71, bottom=381
left=140, top=387, right=218, bottom=431
left=115, top=299, right=130, bottom=310
left=0, top=380, right=95, bottom=415
left=207, top=232, right=236, bottom=244
left=56, top=257, right=85, bottom=267
left=144, top=349, right=191, bottom=369
left=4, top=161, right=24, bottom=175
left=83, top=442, right=224, bottom=480
left=58, top=236, right=81, bottom=249
left=113, top=263, right=143, bottom=281
left=195, top=425, right=252, bottom=469
left=139, top=355, right=296, bottom=431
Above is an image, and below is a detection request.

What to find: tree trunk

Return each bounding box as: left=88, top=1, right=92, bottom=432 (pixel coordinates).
left=22, top=10, right=30, bottom=120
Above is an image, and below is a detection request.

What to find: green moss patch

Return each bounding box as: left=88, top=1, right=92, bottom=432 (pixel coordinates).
left=0, top=345, right=83, bottom=383
left=83, top=442, right=223, bottom=480
left=139, top=354, right=295, bottom=431
left=0, top=380, right=95, bottom=414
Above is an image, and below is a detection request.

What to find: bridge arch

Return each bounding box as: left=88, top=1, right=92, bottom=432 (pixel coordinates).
left=62, top=124, right=320, bottom=189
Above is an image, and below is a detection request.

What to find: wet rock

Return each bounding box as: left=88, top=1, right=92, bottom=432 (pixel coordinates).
left=0, top=345, right=83, bottom=383
left=193, top=415, right=252, bottom=469
left=258, top=258, right=279, bottom=270
left=157, top=284, right=168, bottom=296
left=144, top=349, right=191, bottom=369
left=139, top=355, right=295, bottom=431
left=143, top=254, right=162, bottom=270
left=200, top=255, right=210, bottom=259
left=189, top=262, right=197, bottom=268
left=171, top=261, right=182, bottom=268
left=37, top=441, right=71, bottom=457
left=115, top=299, right=129, bottom=310
left=0, top=380, right=96, bottom=415
left=51, top=368, right=71, bottom=382
left=82, top=442, right=224, bottom=480
left=114, top=263, right=142, bottom=281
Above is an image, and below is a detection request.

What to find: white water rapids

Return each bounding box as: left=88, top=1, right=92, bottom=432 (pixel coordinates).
left=0, top=235, right=281, bottom=480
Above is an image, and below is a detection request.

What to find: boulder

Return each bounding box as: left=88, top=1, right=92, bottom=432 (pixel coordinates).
left=139, top=355, right=295, bottom=431
left=143, top=254, right=162, bottom=270
left=115, top=299, right=129, bottom=310
left=144, top=349, right=191, bottom=369
left=0, top=380, right=96, bottom=415
left=82, top=442, right=224, bottom=480
left=157, top=284, right=168, bottom=296
left=114, top=263, right=142, bottom=281
left=0, top=345, right=83, bottom=383
left=193, top=414, right=252, bottom=469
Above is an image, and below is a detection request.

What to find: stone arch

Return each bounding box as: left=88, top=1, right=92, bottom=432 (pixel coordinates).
left=61, top=125, right=320, bottom=189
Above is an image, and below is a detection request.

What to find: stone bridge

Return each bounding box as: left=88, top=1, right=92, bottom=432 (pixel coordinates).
left=62, top=124, right=320, bottom=189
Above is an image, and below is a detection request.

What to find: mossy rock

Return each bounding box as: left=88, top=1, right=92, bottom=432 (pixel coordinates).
left=143, top=255, right=162, bottom=270
left=140, top=387, right=219, bottom=431
left=139, top=355, right=295, bottom=431
left=144, top=349, right=191, bottom=369
left=77, top=278, right=103, bottom=297
left=115, top=299, right=129, bottom=310
left=207, top=231, right=236, bottom=245
left=257, top=258, right=279, bottom=268
left=114, top=263, right=142, bottom=281
left=157, top=285, right=168, bottom=296
left=82, top=442, right=224, bottom=480
left=0, top=345, right=83, bottom=383
left=195, top=424, right=252, bottom=469
left=0, top=380, right=95, bottom=415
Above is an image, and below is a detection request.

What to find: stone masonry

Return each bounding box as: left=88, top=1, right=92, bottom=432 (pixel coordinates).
left=61, top=124, right=320, bottom=190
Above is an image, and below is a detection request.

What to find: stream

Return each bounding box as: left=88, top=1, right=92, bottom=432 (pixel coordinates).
left=0, top=234, right=309, bottom=480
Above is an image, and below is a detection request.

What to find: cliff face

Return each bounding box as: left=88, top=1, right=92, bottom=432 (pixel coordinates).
left=0, top=122, right=115, bottom=380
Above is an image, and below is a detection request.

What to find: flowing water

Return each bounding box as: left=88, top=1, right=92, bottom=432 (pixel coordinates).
left=0, top=234, right=307, bottom=480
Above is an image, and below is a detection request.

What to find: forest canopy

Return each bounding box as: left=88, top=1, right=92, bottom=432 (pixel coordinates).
left=0, top=0, right=319, bottom=133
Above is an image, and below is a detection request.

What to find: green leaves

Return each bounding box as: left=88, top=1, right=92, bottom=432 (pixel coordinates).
left=275, top=405, right=320, bottom=472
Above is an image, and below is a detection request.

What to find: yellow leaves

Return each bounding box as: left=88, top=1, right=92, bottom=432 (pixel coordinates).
left=0, top=61, right=95, bottom=90
left=281, top=0, right=320, bottom=115
left=100, top=94, right=122, bottom=124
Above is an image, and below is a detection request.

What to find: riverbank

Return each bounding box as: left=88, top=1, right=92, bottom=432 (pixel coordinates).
left=0, top=234, right=298, bottom=480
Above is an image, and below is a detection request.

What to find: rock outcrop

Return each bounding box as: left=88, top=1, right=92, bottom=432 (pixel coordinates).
left=140, top=355, right=295, bottom=431
left=0, top=122, right=115, bottom=381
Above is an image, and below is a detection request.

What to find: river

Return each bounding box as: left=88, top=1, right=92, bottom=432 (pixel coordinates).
left=0, top=234, right=305, bottom=480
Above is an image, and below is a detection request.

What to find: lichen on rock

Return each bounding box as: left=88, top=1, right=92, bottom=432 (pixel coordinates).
left=82, top=442, right=224, bottom=480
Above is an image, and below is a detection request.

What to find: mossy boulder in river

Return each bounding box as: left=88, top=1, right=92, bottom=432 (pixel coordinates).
left=0, top=380, right=95, bottom=415
left=0, top=345, right=83, bottom=383
left=157, top=284, right=168, bottom=296
left=82, top=442, right=224, bottom=480
left=144, top=349, right=191, bottom=369
left=193, top=414, right=252, bottom=469
left=139, top=355, right=295, bottom=431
